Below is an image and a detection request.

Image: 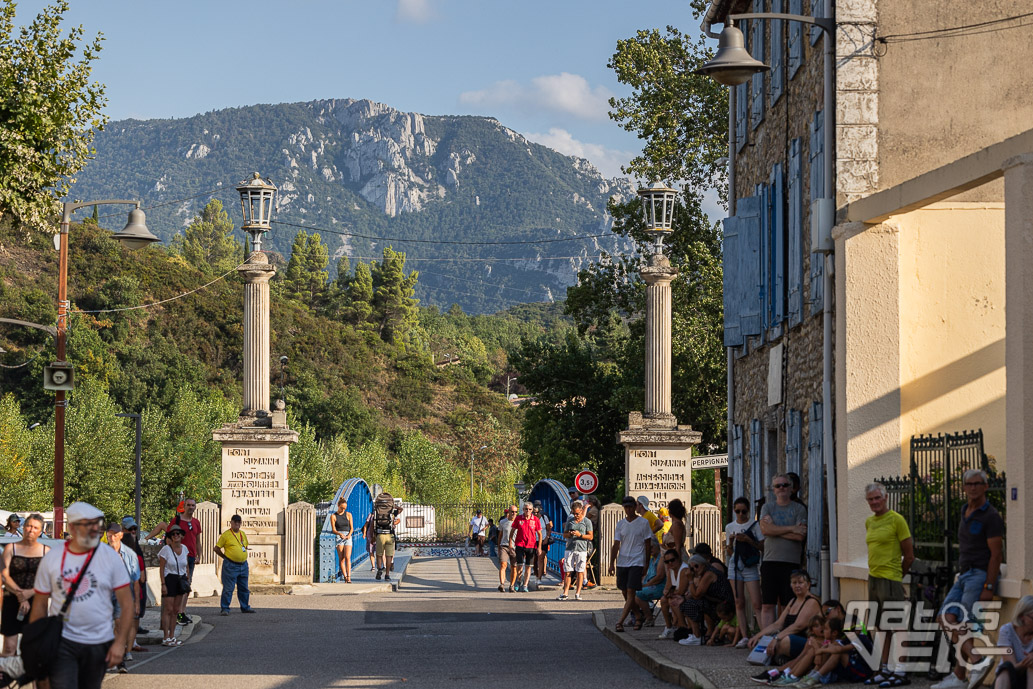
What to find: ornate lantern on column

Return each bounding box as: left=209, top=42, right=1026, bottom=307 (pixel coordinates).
left=236, top=172, right=277, bottom=252
left=637, top=182, right=678, bottom=254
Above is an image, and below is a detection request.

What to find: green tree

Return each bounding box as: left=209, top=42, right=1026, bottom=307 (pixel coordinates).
left=0, top=0, right=107, bottom=231
left=370, top=247, right=419, bottom=345
left=173, top=199, right=242, bottom=275
left=283, top=230, right=329, bottom=304
left=0, top=394, right=48, bottom=509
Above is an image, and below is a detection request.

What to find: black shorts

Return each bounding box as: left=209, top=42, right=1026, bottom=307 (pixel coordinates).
left=760, top=561, right=797, bottom=606
left=164, top=573, right=190, bottom=598
left=515, top=546, right=536, bottom=566
left=0, top=593, right=27, bottom=636
left=616, top=566, right=644, bottom=591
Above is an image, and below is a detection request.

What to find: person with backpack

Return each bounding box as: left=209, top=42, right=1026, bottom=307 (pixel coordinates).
left=726, top=496, right=764, bottom=647
left=371, top=493, right=401, bottom=581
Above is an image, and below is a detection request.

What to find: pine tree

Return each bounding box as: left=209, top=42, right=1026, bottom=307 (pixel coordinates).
left=174, top=199, right=242, bottom=275
left=346, top=262, right=374, bottom=329
left=370, top=246, right=419, bottom=345
left=283, top=230, right=311, bottom=301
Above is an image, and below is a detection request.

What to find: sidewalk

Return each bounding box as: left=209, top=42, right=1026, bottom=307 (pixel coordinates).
left=594, top=607, right=937, bottom=689
left=292, top=551, right=413, bottom=595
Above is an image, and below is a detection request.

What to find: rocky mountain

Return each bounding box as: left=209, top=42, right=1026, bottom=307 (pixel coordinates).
left=70, top=98, right=637, bottom=314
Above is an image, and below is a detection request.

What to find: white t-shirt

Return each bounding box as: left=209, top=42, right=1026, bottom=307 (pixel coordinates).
left=613, top=515, right=655, bottom=568
left=469, top=516, right=488, bottom=536
left=158, top=544, right=190, bottom=577
left=33, top=543, right=131, bottom=644
left=668, top=562, right=690, bottom=590
left=725, top=519, right=764, bottom=548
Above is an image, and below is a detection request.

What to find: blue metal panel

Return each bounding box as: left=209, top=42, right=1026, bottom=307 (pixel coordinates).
left=810, top=0, right=823, bottom=45
left=750, top=9, right=765, bottom=129
left=758, top=182, right=770, bottom=333
left=786, top=409, right=802, bottom=478
left=528, top=479, right=572, bottom=575
left=318, top=477, right=374, bottom=582
left=738, top=195, right=763, bottom=337
left=788, top=0, right=803, bottom=78
left=723, top=214, right=742, bottom=347
left=749, top=420, right=762, bottom=506
left=810, top=111, right=825, bottom=317
left=771, top=164, right=786, bottom=326
left=770, top=0, right=784, bottom=103
left=807, top=403, right=824, bottom=581
left=787, top=138, right=803, bottom=326
left=732, top=425, right=745, bottom=501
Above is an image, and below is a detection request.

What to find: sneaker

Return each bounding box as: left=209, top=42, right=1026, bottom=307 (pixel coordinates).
left=771, top=676, right=799, bottom=686
left=507, top=585, right=515, bottom=592
left=176, top=613, right=188, bottom=625
left=137, top=627, right=149, bottom=634
left=498, top=585, right=504, bottom=592
left=752, top=671, right=780, bottom=684
left=220, top=610, right=229, bottom=616
left=658, top=627, right=674, bottom=640
left=375, top=569, right=383, bottom=580
left=574, top=593, right=583, bottom=601
left=241, top=608, right=256, bottom=614
left=678, top=634, right=702, bottom=646
left=968, top=657, right=994, bottom=689
left=557, top=594, right=569, bottom=600
left=117, top=662, right=128, bottom=674
left=796, top=675, right=820, bottom=688
left=736, top=637, right=749, bottom=649
left=932, top=675, right=968, bottom=689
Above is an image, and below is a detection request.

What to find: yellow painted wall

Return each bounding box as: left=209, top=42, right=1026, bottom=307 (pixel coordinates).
left=895, top=204, right=1007, bottom=472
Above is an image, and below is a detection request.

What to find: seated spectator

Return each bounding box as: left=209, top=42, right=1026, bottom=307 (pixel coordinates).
left=749, top=569, right=822, bottom=678
left=994, top=595, right=1033, bottom=689
left=783, top=616, right=864, bottom=687
left=692, top=541, right=728, bottom=577
left=767, top=615, right=827, bottom=684
left=679, top=553, right=733, bottom=646
left=708, top=600, right=741, bottom=647
left=635, top=549, right=665, bottom=623
left=657, top=547, right=691, bottom=640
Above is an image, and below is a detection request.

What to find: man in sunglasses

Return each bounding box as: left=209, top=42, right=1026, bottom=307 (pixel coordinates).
left=759, top=473, right=807, bottom=628
left=508, top=503, right=541, bottom=593
left=496, top=506, right=518, bottom=592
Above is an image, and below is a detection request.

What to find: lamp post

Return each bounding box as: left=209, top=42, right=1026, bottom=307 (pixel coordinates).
left=470, top=444, right=487, bottom=500
left=52, top=200, right=158, bottom=536
left=116, top=412, right=142, bottom=529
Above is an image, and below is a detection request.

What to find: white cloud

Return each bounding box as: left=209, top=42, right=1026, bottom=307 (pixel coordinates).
left=523, top=128, right=635, bottom=180
left=459, top=73, right=613, bottom=121
left=395, top=0, right=434, bottom=23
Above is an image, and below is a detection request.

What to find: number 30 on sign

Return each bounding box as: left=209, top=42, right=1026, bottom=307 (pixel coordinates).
left=575, top=470, right=599, bottom=494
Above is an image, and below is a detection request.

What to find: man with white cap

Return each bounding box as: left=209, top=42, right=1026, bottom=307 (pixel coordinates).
left=30, top=502, right=134, bottom=688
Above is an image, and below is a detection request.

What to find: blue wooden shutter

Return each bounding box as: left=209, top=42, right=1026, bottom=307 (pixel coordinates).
left=787, top=138, right=803, bottom=326
left=738, top=195, right=763, bottom=337
left=806, top=402, right=824, bottom=581
left=788, top=0, right=803, bottom=78
left=750, top=419, right=762, bottom=506
left=750, top=9, right=765, bottom=129
left=770, top=0, right=784, bottom=102
left=786, top=409, right=802, bottom=477
left=723, top=214, right=743, bottom=347
left=732, top=425, right=745, bottom=501
left=736, top=82, right=748, bottom=151
left=758, top=183, right=770, bottom=332
left=810, top=0, right=823, bottom=45
left=809, top=111, right=824, bottom=316
left=771, top=164, right=786, bottom=326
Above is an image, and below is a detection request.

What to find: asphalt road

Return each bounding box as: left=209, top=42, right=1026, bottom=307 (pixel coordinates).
left=106, top=555, right=670, bottom=689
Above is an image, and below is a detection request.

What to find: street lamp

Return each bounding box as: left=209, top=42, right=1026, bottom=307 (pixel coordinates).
left=236, top=173, right=277, bottom=252
left=470, top=444, right=488, bottom=500
left=694, top=22, right=769, bottom=86
left=637, top=182, right=679, bottom=255
left=52, top=200, right=158, bottom=536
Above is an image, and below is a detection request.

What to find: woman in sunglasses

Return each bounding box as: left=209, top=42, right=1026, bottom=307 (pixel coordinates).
left=158, top=525, right=190, bottom=646
left=656, top=543, right=691, bottom=640
left=726, top=496, right=763, bottom=647
left=749, top=569, right=822, bottom=680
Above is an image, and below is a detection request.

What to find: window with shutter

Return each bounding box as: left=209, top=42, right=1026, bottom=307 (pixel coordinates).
left=788, top=0, right=803, bottom=78
left=750, top=420, right=763, bottom=506
left=750, top=8, right=765, bottom=129
left=806, top=403, right=824, bottom=581
left=738, top=195, right=763, bottom=338
left=786, top=409, right=802, bottom=477
left=809, top=111, right=824, bottom=316
left=787, top=138, right=803, bottom=326
left=758, top=182, right=770, bottom=333
left=770, top=164, right=785, bottom=327
left=810, top=0, right=823, bottom=45
left=771, top=0, right=784, bottom=103
left=732, top=425, right=745, bottom=501
left=723, top=215, right=742, bottom=347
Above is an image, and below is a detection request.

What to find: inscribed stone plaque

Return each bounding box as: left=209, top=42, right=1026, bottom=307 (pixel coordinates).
left=625, top=445, right=693, bottom=510
left=220, top=443, right=289, bottom=534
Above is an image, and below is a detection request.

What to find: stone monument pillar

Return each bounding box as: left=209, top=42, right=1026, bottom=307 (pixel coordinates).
left=619, top=254, right=701, bottom=512
left=213, top=250, right=298, bottom=585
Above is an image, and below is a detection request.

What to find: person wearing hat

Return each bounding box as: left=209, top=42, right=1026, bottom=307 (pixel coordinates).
left=119, top=517, right=149, bottom=654
left=655, top=507, right=672, bottom=545
left=145, top=498, right=201, bottom=626
left=634, top=496, right=665, bottom=540
left=467, top=509, right=488, bottom=557
left=679, top=552, right=734, bottom=646
left=609, top=495, right=656, bottom=632
left=4, top=514, right=22, bottom=537
left=30, top=502, right=134, bottom=686
left=157, top=522, right=190, bottom=646
left=214, top=515, right=254, bottom=616
left=105, top=522, right=139, bottom=672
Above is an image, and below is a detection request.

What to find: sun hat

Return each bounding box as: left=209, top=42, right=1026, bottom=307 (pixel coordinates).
left=65, top=502, right=104, bottom=525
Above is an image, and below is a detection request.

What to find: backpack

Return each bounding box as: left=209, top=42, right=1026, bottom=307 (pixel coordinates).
left=373, top=493, right=395, bottom=533
left=734, top=521, right=762, bottom=568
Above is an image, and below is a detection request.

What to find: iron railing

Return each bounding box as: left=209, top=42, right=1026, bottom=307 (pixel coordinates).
left=393, top=503, right=512, bottom=545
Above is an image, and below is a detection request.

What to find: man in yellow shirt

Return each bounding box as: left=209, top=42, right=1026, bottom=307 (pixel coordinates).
left=214, top=514, right=255, bottom=616
left=635, top=497, right=665, bottom=539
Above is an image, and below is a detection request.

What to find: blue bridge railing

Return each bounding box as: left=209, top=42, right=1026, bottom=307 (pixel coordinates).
left=316, top=477, right=373, bottom=582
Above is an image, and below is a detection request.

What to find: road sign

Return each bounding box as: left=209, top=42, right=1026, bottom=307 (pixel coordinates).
left=574, top=469, right=599, bottom=494
left=690, top=454, right=729, bottom=470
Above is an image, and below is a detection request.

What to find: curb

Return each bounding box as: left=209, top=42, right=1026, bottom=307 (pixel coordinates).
left=592, top=610, right=716, bottom=689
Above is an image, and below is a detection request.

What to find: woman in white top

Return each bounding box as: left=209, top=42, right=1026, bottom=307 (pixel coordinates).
left=725, top=496, right=764, bottom=647
left=657, top=538, right=691, bottom=639
left=995, top=595, right=1033, bottom=689
left=158, top=523, right=190, bottom=646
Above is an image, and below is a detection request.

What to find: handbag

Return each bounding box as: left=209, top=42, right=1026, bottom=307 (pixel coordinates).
left=21, top=546, right=97, bottom=681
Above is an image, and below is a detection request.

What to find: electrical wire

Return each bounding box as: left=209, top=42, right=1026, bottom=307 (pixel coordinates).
left=877, top=10, right=1033, bottom=43
left=0, top=349, right=44, bottom=369
left=270, top=219, right=611, bottom=246
left=342, top=255, right=589, bottom=263
left=417, top=268, right=542, bottom=296
left=72, top=263, right=243, bottom=314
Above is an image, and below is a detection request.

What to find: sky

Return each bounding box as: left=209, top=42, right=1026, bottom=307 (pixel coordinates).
left=14, top=0, right=698, bottom=181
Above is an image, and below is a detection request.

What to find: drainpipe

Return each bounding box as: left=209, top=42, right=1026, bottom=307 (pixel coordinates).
left=727, top=70, right=737, bottom=501
left=820, top=0, right=839, bottom=600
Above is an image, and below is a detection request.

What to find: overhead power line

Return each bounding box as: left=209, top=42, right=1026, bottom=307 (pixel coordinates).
left=270, top=219, right=611, bottom=247
left=877, top=10, right=1033, bottom=43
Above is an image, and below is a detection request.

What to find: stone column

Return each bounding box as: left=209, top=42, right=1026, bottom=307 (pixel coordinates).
left=240, top=252, right=275, bottom=416
left=1003, top=154, right=1033, bottom=595
left=641, top=253, right=677, bottom=426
